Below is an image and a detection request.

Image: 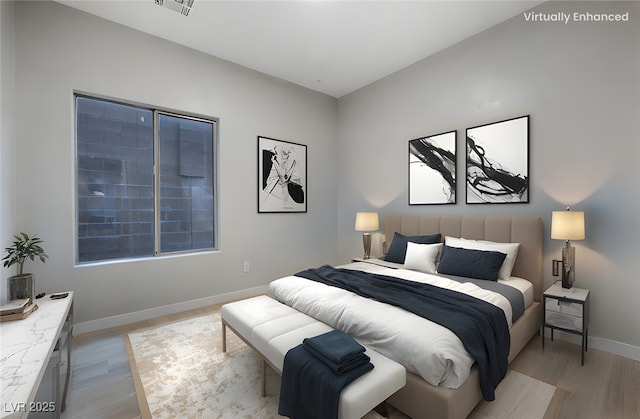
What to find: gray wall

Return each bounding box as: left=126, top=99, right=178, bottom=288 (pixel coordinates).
left=1, top=1, right=16, bottom=299
left=337, top=1, right=640, bottom=354
left=11, top=1, right=338, bottom=324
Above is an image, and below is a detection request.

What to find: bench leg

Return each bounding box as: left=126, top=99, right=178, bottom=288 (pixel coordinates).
left=261, top=358, right=267, bottom=397
left=374, top=402, right=389, bottom=418
left=222, top=321, right=227, bottom=353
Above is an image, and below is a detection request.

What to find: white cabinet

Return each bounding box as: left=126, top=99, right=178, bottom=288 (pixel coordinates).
left=1, top=293, right=73, bottom=419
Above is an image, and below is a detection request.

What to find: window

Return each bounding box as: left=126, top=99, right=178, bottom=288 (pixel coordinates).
left=75, top=94, right=217, bottom=263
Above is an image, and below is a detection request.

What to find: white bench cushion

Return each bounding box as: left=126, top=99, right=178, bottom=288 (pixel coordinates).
left=221, top=294, right=296, bottom=339
left=255, top=319, right=333, bottom=372
left=221, top=295, right=406, bottom=419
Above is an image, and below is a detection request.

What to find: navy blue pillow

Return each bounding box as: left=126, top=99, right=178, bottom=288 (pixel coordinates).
left=385, top=232, right=442, bottom=263
left=437, top=245, right=507, bottom=281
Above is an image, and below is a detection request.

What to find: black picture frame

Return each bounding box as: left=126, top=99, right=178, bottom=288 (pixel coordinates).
left=408, top=130, right=457, bottom=205
left=466, top=115, right=529, bottom=204
left=258, top=136, right=307, bottom=213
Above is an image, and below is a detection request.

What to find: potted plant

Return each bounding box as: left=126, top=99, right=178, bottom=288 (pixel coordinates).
left=2, top=233, right=48, bottom=303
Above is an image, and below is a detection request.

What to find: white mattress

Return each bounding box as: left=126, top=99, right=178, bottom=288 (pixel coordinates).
left=268, top=261, right=534, bottom=390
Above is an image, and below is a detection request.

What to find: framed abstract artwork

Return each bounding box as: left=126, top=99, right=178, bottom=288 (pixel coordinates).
left=466, top=115, right=529, bottom=204
left=408, top=130, right=457, bottom=205
left=258, top=136, right=307, bottom=213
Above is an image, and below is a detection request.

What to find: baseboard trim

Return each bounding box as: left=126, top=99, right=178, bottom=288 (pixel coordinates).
left=73, top=285, right=268, bottom=335
left=542, top=329, right=640, bottom=362
left=77, top=289, right=640, bottom=362
left=589, top=336, right=640, bottom=362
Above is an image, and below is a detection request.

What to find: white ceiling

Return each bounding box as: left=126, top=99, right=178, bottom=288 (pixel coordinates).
left=56, top=0, right=543, bottom=98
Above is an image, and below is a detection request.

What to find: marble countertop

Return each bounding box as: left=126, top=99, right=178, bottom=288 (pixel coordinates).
left=1, top=292, right=73, bottom=419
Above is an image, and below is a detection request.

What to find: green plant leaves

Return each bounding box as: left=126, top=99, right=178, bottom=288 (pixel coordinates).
left=2, top=233, right=48, bottom=275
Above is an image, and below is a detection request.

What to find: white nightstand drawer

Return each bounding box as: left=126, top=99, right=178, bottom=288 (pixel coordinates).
left=545, top=297, right=584, bottom=318
left=546, top=310, right=583, bottom=332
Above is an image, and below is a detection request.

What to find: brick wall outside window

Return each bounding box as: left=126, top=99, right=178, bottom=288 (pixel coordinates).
left=76, top=95, right=216, bottom=263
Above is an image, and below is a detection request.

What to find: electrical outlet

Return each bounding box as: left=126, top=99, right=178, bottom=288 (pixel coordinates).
left=243, top=261, right=250, bottom=273
left=552, top=259, right=561, bottom=276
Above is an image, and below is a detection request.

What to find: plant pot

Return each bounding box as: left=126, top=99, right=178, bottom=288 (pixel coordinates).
left=7, top=273, right=35, bottom=303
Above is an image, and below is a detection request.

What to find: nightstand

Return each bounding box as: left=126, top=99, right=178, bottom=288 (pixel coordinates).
left=542, top=284, right=590, bottom=365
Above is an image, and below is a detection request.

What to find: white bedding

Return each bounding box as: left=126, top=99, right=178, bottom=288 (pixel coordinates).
left=267, top=261, right=532, bottom=390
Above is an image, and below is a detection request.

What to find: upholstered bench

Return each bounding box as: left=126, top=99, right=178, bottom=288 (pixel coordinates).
left=221, top=295, right=406, bottom=419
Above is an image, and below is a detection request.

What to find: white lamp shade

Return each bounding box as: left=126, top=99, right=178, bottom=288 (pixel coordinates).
left=355, top=212, right=379, bottom=232
left=551, top=210, right=585, bottom=240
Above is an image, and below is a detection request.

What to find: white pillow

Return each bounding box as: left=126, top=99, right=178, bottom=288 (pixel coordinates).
left=404, top=242, right=443, bottom=274
left=444, top=236, right=520, bottom=280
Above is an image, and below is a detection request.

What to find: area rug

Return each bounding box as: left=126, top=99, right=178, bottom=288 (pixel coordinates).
left=127, top=311, right=282, bottom=418
left=469, top=369, right=556, bottom=419
left=127, top=310, right=555, bottom=419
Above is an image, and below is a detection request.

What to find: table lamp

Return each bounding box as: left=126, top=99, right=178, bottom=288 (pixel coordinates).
left=355, top=212, right=379, bottom=259
left=551, top=207, right=585, bottom=289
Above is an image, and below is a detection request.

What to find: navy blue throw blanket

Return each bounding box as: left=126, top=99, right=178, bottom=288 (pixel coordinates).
left=278, top=332, right=374, bottom=419
left=295, top=265, right=510, bottom=401
left=304, top=330, right=365, bottom=363
left=303, top=330, right=370, bottom=374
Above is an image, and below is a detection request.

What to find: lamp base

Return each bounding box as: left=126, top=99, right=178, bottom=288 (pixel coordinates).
left=362, top=233, right=372, bottom=259
left=561, top=242, right=575, bottom=289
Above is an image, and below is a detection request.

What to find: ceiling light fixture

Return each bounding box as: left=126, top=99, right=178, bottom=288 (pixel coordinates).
left=154, top=0, right=194, bottom=16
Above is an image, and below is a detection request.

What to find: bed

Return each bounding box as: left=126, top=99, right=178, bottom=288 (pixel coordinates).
left=269, top=214, right=543, bottom=419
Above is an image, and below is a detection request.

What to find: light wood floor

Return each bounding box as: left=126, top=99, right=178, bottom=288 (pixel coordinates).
left=62, top=304, right=640, bottom=419
left=61, top=305, right=218, bottom=419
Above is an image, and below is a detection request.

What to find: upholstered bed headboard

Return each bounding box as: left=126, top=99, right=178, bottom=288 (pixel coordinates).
left=383, top=214, right=544, bottom=302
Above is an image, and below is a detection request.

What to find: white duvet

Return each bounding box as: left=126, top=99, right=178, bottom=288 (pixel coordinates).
left=268, top=262, right=517, bottom=389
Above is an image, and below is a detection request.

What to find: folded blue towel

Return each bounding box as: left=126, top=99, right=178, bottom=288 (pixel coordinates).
left=278, top=344, right=374, bottom=419
left=303, top=343, right=371, bottom=375
left=302, top=330, right=365, bottom=364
